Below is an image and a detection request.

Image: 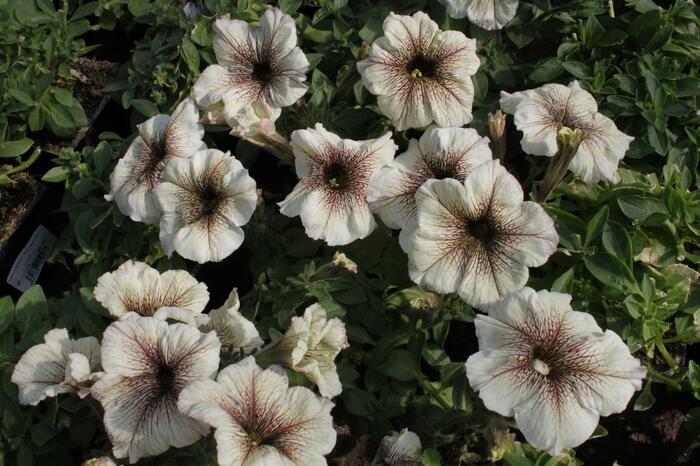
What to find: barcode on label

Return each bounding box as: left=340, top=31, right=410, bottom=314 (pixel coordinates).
left=6, top=225, right=57, bottom=292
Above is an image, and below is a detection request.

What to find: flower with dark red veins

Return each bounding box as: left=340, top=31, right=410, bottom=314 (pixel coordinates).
left=279, top=124, right=397, bottom=246
left=93, top=260, right=209, bottom=319
left=155, top=149, right=258, bottom=263
left=193, top=7, right=309, bottom=131
left=439, top=0, right=519, bottom=30
left=106, top=98, right=205, bottom=224
left=466, top=288, right=646, bottom=455
left=368, top=127, right=492, bottom=229
left=500, top=81, right=634, bottom=183
left=178, top=356, right=336, bottom=466
left=399, top=160, right=558, bottom=309
left=357, top=12, right=479, bottom=130
left=91, top=315, right=221, bottom=463
left=12, top=329, right=102, bottom=405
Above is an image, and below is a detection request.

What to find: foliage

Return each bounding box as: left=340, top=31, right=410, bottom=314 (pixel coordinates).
left=1, top=0, right=699, bottom=465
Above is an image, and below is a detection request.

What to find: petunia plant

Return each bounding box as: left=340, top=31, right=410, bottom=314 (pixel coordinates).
left=2, top=1, right=700, bottom=466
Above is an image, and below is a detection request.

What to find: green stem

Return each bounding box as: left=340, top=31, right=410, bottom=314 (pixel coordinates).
left=1, top=147, right=41, bottom=177
left=655, top=337, right=679, bottom=370
left=646, top=368, right=682, bottom=390
left=663, top=333, right=691, bottom=344
left=420, top=378, right=452, bottom=411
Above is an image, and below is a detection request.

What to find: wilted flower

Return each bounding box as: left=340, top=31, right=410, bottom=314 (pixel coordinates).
left=500, top=81, right=634, bottom=183
left=94, top=260, right=209, bottom=319
left=155, top=149, right=258, bottom=263
left=368, top=127, right=492, bottom=229
left=199, top=288, right=263, bottom=352
left=106, top=98, right=205, bottom=224
left=332, top=251, right=358, bottom=274
left=193, top=8, right=309, bottom=131
left=373, top=428, right=423, bottom=465
left=178, top=356, right=336, bottom=465
left=439, top=0, right=519, bottom=30
left=400, top=160, right=558, bottom=309
left=12, top=329, right=101, bottom=405
left=279, top=124, right=397, bottom=246
left=92, top=315, right=220, bottom=463
left=256, top=303, right=348, bottom=398
left=357, top=12, right=480, bottom=130
left=466, top=288, right=646, bottom=455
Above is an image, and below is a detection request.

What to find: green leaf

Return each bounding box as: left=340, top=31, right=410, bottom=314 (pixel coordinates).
left=41, top=166, right=70, bottom=183
left=584, top=205, right=609, bottom=246
left=131, top=99, right=159, bottom=117
left=562, top=61, right=592, bottom=79
left=0, top=138, right=33, bottom=158
left=28, top=107, right=45, bottom=131
left=584, top=253, right=637, bottom=292
left=0, top=296, right=14, bottom=334
left=618, top=195, right=669, bottom=225
left=584, top=15, right=605, bottom=47
left=127, top=0, right=150, bottom=16
left=9, top=88, right=34, bottom=105
left=15, top=285, right=48, bottom=335
left=602, top=221, right=633, bottom=268
left=53, top=88, right=76, bottom=107
left=674, top=407, right=700, bottom=459
left=633, top=380, right=655, bottom=411
left=529, top=57, right=563, bottom=83
left=181, top=37, right=200, bottom=76
left=279, top=0, right=302, bottom=13
left=551, top=268, right=575, bottom=294
left=421, top=448, right=442, bottom=466
left=379, top=349, right=421, bottom=382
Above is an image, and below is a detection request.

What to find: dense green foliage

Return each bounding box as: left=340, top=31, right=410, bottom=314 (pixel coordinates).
left=0, top=1, right=699, bottom=465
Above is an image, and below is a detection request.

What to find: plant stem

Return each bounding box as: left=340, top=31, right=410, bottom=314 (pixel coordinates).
left=420, top=378, right=452, bottom=411
left=655, top=337, right=679, bottom=370
left=0, top=147, right=41, bottom=177
left=662, top=333, right=691, bottom=344
left=646, top=367, right=682, bottom=390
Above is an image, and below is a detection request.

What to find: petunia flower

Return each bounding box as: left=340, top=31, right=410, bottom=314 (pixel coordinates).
left=400, top=160, right=558, bottom=310
left=368, top=127, right=492, bottom=230
left=82, top=458, right=117, bottom=466
left=256, top=303, right=348, bottom=398
left=439, top=0, right=519, bottom=30
left=193, top=8, right=309, bottom=130
left=279, top=124, right=397, bottom=246
left=357, top=12, right=480, bottom=130
left=500, top=81, right=634, bottom=183
left=372, top=428, right=423, bottom=466
left=466, top=288, right=646, bottom=455
left=155, top=148, right=258, bottom=263
left=198, top=288, right=263, bottom=352
left=106, top=98, right=205, bottom=224
left=91, top=315, right=221, bottom=463
left=12, top=329, right=101, bottom=405
left=178, top=356, right=336, bottom=466
left=93, top=260, right=209, bottom=319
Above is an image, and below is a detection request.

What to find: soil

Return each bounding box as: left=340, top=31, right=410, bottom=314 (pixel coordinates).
left=330, top=425, right=374, bottom=466
left=0, top=172, right=38, bottom=248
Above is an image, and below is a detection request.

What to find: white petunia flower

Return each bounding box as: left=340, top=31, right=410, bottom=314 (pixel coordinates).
left=193, top=7, right=309, bottom=130
left=466, top=288, right=646, bottom=455
left=82, top=458, right=117, bottom=466
left=155, top=148, right=258, bottom=263
left=227, top=101, right=281, bottom=141
left=439, top=0, right=519, bottom=30
left=400, top=160, right=558, bottom=310
left=106, top=98, right=205, bottom=224
left=279, top=124, right=397, bottom=246
left=500, top=81, right=634, bottom=183
left=357, top=12, right=480, bottom=130
left=178, top=356, right=336, bottom=466
left=93, top=260, right=209, bottom=319
left=368, top=127, right=492, bottom=229
left=12, top=329, right=101, bottom=405
left=199, top=288, right=263, bottom=352
left=372, top=428, right=423, bottom=466
left=91, top=315, right=221, bottom=463
left=256, top=303, right=348, bottom=399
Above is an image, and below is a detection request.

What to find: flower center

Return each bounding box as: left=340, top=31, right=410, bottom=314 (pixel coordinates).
left=406, top=54, right=437, bottom=79
left=155, top=363, right=176, bottom=396
left=324, top=162, right=349, bottom=189
left=465, top=218, right=495, bottom=243
left=198, top=185, right=223, bottom=217
left=252, top=61, right=273, bottom=84
left=531, top=358, right=550, bottom=376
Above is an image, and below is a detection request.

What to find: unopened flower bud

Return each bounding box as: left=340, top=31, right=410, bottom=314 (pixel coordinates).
left=372, top=428, right=422, bottom=466
left=534, top=127, right=584, bottom=203
left=488, top=110, right=507, bottom=162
